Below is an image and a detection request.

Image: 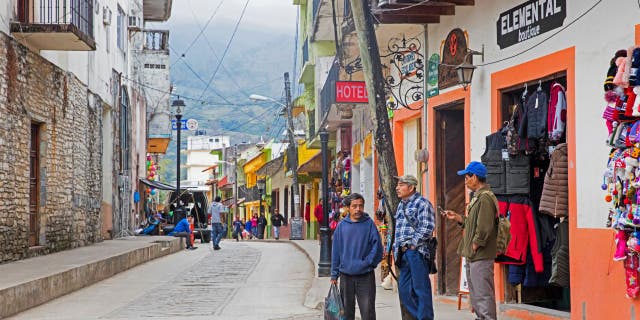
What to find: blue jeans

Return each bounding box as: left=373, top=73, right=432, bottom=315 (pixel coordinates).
left=211, top=223, right=224, bottom=247
left=398, top=249, right=434, bottom=320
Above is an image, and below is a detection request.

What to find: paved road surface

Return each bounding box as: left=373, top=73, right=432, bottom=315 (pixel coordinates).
left=10, top=241, right=322, bottom=320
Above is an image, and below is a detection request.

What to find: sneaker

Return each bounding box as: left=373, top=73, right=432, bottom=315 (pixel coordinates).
left=214, top=246, right=221, bottom=250
left=186, top=247, right=198, bottom=250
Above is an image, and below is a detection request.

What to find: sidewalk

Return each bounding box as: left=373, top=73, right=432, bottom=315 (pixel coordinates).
left=290, top=240, right=477, bottom=320
left=0, top=236, right=182, bottom=318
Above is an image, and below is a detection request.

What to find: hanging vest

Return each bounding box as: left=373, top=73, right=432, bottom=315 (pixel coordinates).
left=481, top=131, right=530, bottom=195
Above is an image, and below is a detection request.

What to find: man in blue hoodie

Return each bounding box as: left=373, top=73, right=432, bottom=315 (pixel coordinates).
left=330, top=193, right=383, bottom=320
left=169, top=214, right=197, bottom=250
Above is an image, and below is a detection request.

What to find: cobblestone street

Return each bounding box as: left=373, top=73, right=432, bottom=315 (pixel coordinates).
left=10, top=241, right=322, bottom=320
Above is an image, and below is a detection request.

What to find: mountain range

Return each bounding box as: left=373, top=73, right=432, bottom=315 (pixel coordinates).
left=159, top=22, right=296, bottom=183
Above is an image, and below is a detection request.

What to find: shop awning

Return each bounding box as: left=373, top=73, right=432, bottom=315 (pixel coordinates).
left=298, top=151, right=323, bottom=173
left=256, top=155, right=284, bottom=176
left=217, top=176, right=229, bottom=189
left=201, top=164, right=219, bottom=172
left=139, top=178, right=175, bottom=190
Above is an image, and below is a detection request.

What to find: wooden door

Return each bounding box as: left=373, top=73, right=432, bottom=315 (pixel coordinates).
left=435, top=105, right=465, bottom=295
left=29, top=123, right=40, bottom=247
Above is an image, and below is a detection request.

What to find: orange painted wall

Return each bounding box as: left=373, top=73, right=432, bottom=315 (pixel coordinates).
left=392, top=106, right=421, bottom=176
left=490, top=46, right=640, bottom=319
left=491, top=47, right=578, bottom=314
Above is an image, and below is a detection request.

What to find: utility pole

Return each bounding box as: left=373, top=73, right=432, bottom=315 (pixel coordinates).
left=284, top=72, right=302, bottom=239
left=350, top=1, right=409, bottom=318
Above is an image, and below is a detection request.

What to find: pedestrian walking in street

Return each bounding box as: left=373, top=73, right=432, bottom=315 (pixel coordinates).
left=245, top=219, right=253, bottom=239
left=258, top=212, right=268, bottom=239
left=251, top=213, right=259, bottom=239
left=210, top=196, right=225, bottom=250
left=270, top=208, right=284, bottom=240
left=168, top=214, right=197, bottom=250
left=444, top=161, right=498, bottom=320
left=232, top=215, right=243, bottom=242
left=393, top=174, right=435, bottom=320
left=330, top=193, right=383, bottom=320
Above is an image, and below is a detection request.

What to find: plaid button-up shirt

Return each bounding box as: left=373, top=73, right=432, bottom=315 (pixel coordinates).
left=394, top=192, right=436, bottom=259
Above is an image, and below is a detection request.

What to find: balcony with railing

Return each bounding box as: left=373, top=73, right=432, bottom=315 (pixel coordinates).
left=143, top=29, right=169, bottom=52
left=11, top=0, right=95, bottom=51
left=298, top=38, right=314, bottom=84
left=143, top=0, right=172, bottom=22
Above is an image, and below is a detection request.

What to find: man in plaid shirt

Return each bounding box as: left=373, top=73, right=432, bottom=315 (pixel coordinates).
left=394, top=174, right=435, bottom=320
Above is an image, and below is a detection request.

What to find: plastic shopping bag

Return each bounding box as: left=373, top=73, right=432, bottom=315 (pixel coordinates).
left=324, top=283, right=345, bottom=320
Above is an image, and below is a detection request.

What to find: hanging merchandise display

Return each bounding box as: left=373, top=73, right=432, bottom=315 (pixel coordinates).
left=483, top=71, right=571, bottom=310
left=602, top=46, right=640, bottom=299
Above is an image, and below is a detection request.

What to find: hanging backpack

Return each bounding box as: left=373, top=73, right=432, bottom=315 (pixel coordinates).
left=496, top=211, right=512, bottom=255
left=473, top=189, right=511, bottom=256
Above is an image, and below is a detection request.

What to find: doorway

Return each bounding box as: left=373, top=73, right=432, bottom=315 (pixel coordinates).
left=29, top=123, right=40, bottom=247
left=435, top=103, right=465, bottom=295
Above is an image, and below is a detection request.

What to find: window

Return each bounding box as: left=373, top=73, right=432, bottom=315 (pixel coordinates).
left=120, top=85, right=130, bottom=171
left=116, top=6, right=125, bottom=51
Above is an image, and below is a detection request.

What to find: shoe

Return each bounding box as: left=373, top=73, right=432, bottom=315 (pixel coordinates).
left=186, top=247, right=198, bottom=250
left=275, top=237, right=279, bottom=240
left=213, top=246, right=221, bottom=250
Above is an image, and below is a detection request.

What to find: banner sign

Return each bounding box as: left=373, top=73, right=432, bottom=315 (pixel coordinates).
left=335, top=81, right=368, bottom=103
left=496, top=0, right=566, bottom=49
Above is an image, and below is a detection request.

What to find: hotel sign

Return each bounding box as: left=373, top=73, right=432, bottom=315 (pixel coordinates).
left=496, top=0, right=566, bottom=49
left=335, top=81, right=368, bottom=103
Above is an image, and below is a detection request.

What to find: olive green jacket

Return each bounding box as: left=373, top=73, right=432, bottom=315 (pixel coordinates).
left=457, top=186, right=499, bottom=262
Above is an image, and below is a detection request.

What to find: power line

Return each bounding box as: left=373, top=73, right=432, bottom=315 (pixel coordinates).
left=185, top=1, right=251, bottom=97
left=180, top=0, right=225, bottom=59
left=198, top=0, right=250, bottom=99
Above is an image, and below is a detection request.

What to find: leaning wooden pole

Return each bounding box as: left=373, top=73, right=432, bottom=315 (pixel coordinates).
left=350, top=2, right=414, bottom=319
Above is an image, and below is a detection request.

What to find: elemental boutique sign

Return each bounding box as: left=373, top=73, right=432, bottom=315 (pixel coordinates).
left=496, top=0, right=566, bottom=49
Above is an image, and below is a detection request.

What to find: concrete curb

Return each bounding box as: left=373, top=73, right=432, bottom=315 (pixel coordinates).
left=0, top=237, right=182, bottom=318
left=288, top=241, right=328, bottom=310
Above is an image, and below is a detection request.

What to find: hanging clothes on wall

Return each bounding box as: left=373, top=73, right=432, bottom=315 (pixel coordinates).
left=547, top=82, right=567, bottom=142
left=481, top=131, right=530, bottom=195
left=539, top=144, right=569, bottom=218
left=549, top=218, right=570, bottom=287
left=495, top=195, right=544, bottom=272
left=519, top=89, right=549, bottom=140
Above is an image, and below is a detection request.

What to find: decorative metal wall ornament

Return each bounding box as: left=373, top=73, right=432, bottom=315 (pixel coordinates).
left=381, top=35, right=424, bottom=110
left=344, top=56, right=363, bottom=76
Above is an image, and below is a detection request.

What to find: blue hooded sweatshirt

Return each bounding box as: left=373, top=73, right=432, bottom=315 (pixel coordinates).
left=331, top=213, right=383, bottom=280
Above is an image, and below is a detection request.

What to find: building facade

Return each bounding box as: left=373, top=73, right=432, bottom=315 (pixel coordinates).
left=0, top=0, right=172, bottom=263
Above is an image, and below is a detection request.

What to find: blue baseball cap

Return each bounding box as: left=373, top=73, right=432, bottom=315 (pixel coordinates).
left=457, top=161, right=487, bottom=178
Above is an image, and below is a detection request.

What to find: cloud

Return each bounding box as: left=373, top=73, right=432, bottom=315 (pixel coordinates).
left=165, top=0, right=297, bottom=34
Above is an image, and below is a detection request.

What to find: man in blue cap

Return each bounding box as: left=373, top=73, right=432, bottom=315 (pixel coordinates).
left=443, top=161, right=498, bottom=320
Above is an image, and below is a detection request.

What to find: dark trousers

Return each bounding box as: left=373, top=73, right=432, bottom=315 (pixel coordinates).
left=398, top=249, right=434, bottom=320
left=173, top=232, right=192, bottom=248
left=339, top=271, right=376, bottom=320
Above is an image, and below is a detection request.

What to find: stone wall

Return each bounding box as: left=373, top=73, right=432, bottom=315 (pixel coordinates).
left=0, top=32, right=103, bottom=263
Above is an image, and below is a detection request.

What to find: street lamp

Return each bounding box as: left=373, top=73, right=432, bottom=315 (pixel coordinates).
left=455, top=46, right=484, bottom=91
left=172, top=99, right=185, bottom=218
left=257, top=178, right=266, bottom=215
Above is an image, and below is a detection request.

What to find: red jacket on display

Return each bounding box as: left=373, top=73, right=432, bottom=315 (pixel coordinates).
left=314, top=203, right=324, bottom=224
left=496, top=195, right=544, bottom=273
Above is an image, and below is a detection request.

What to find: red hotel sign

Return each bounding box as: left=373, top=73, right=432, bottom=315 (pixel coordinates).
left=335, top=81, right=368, bottom=103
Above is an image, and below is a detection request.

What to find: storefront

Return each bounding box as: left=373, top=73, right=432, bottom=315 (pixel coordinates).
left=423, top=1, right=640, bottom=318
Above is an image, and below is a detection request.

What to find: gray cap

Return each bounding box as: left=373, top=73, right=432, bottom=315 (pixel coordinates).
left=395, top=175, right=419, bottom=186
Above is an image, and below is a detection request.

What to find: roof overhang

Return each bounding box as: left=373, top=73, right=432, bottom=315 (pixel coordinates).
left=143, top=0, right=173, bottom=22
left=139, top=178, right=175, bottom=190
left=373, top=0, right=474, bottom=24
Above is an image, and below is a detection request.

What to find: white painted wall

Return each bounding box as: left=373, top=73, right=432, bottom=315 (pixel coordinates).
left=403, top=119, right=419, bottom=178
left=427, top=0, right=637, bottom=228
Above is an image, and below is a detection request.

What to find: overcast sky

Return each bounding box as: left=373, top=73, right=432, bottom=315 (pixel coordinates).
left=165, top=0, right=298, bottom=33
